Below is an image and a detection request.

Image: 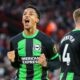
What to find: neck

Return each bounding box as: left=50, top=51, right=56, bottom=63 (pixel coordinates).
left=75, top=23, right=80, bottom=29
left=24, top=25, right=37, bottom=36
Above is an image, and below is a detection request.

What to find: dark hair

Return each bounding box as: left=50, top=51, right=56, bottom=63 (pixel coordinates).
left=26, top=5, right=40, bottom=19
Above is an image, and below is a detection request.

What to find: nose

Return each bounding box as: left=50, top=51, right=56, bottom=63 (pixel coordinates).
left=24, top=15, right=29, bottom=19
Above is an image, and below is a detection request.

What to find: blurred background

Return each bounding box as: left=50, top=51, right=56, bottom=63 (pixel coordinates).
left=0, top=0, right=80, bottom=80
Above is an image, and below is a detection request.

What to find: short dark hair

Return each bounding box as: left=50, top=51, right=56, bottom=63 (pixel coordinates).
left=26, top=5, right=40, bottom=19
left=73, top=8, right=80, bottom=23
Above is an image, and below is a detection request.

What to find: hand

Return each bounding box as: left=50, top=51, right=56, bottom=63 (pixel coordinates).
left=38, top=54, right=47, bottom=67
left=7, top=50, right=15, bottom=62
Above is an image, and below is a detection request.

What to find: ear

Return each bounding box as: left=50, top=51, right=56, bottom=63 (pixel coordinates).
left=35, top=17, right=39, bottom=23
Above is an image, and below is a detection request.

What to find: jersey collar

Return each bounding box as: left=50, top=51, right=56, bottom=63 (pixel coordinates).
left=22, top=29, right=39, bottom=38
left=72, top=29, right=80, bottom=32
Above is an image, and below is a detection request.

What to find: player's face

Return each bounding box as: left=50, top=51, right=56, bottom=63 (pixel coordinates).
left=22, top=8, right=39, bottom=30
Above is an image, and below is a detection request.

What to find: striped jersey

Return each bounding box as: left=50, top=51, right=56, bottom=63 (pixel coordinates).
left=10, top=29, right=59, bottom=80
left=60, top=29, right=80, bottom=80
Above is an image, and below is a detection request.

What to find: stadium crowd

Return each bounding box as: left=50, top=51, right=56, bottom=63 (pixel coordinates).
left=0, top=0, right=80, bottom=80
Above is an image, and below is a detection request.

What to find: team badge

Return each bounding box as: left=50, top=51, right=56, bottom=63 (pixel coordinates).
left=33, top=44, right=41, bottom=51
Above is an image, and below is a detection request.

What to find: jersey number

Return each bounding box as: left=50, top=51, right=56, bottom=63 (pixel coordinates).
left=62, top=44, right=70, bottom=65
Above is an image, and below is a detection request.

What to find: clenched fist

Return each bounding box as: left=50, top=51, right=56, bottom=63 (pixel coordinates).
left=38, top=54, right=47, bottom=67
left=7, top=50, right=15, bottom=62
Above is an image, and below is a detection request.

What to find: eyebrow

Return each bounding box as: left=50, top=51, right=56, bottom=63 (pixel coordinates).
left=29, top=10, right=36, bottom=13
left=24, top=10, right=37, bottom=15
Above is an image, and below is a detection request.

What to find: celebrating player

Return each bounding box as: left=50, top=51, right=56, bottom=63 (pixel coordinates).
left=7, top=5, right=60, bottom=80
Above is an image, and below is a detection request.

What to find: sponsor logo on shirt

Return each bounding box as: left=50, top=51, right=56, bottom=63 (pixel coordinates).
left=21, top=57, right=39, bottom=64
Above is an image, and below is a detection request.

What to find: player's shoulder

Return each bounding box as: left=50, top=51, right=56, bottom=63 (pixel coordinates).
left=66, top=29, right=80, bottom=37
left=39, top=31, right=50, bottom=39
left=60, top=30, right=76, bottom=44
left=62, top=30, right=73, bottom=38
left=39, top=31, right=53, bottom=43
left=10, top=32, right=22, bottom=42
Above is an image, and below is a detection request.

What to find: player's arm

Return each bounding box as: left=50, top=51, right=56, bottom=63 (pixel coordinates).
left=47, top=40, right=61, bottom=79
left=45, top=39, right=60, bottom=69
left=38, top=38, right=61, bottom=68
left=43, top=39, right=61, bottom=79
left=38, top=53, right=61, bottom=80
left=7, top=39, right=15, bottom=62
left=7, top=39, right=20, bottom=68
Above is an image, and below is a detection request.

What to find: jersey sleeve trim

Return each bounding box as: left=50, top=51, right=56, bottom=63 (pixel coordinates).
left=50, top=53, right=59, bottom=60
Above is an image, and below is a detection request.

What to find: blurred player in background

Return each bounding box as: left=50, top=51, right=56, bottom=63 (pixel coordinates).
left=7, top=5, right=60, bottom=80
left=60, top=8, right=80, bottom=80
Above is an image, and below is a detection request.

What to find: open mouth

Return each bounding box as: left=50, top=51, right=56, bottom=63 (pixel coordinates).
left=25, top=20, right=29, bottom=23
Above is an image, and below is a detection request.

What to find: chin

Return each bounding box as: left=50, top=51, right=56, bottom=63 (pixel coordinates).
left=24, top=25, right=30, bottom=29
left=24, top=27, right=31, bottom=30
left=24, top=27, right=30, bottom=30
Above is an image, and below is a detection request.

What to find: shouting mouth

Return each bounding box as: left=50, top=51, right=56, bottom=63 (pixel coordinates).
left=23, top=19, right=31, bottom=29
left=24, top=19, right=30, bottom=26
left=25, top=20, right=29, bottom=23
